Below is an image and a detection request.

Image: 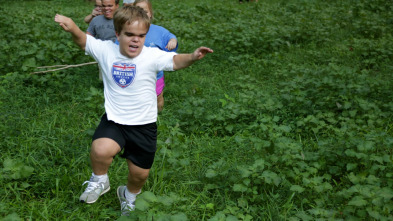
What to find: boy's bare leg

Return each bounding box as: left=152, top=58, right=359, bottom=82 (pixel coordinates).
left=157, top=92, right=164, bottom=113
left=90, top=138, right=121, bottom=175
left=126, top=159, right=150, bottom=193
left=80, top=138, right=120, bottom=203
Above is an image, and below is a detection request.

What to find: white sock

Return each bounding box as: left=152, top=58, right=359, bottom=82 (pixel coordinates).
left=92, top=173, right=108, bottom=183
left=125, top=187, right=141, bottom=203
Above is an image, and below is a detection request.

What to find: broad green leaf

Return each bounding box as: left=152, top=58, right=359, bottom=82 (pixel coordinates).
left=2, top=158, right=34, bottom=180
left=378, top=187, right=393, bottom=200
left=253, top=159, right=265, bottom=170
left=348, top=196, right=368, bottom=207
left=346, top=163, right=357, bottom=171
left=278, top=125, right=292, bottom=133
left=365, top=175, right=379, bottom=185
left=237, top=198, right=248, bottom=208
left=170, top=212, right=188, bottom=221
left=219, top=99, right=227, bottom=107
left=135, top=198, right=150, bottom=211
left=261, top=170, right=281, bottom=186
left=205, top=203, right=215, bottom=210
left=295, top=211, right=313, bottom=221
left=371, top=197, right=384, bottom=207
left=225, top=125, right=234, bottom=132
left=207, top=211, right=226, bottom=221
left=22, top=57, right=36, bottom=71
left=243, top=215, right=253, bottom=221
left=226, top=215, right=239, bottom=221
left=233, top=184, right=247, bottom=192
left=140, top=191, right=157, bottom=203
left=243, top=178, right=250, bottom=186
left=367, top=209, right=382, bottom=220
left=348, top=172, right=361, bottom=184
left=290, top=185, right=305, bottom=193
left=1, top=213, right=22, bottom=221
left=157, top=195, right=174, bottom=206
left=205, top=169, right=217, bottom=178
left=20, top=182, right=31, bottom=189
left=357, top=141, right=375, bottom=152
left=237, top=166, right=252, bottom=178
left=314, top=182, right=333, bottom=193
left=117, top=216, right=136, bottom=221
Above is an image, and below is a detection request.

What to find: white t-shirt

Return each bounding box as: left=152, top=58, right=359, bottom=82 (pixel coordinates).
left=85, top=35, right=176, bottom=125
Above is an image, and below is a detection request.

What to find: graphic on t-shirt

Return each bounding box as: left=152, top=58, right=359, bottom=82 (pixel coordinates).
left=111, top=62, right=136, bottom=88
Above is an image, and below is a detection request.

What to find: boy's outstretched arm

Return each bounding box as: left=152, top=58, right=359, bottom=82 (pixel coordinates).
left=54, top=14, right=86, bottom=50
left=173, top=47, right=213, bottom=70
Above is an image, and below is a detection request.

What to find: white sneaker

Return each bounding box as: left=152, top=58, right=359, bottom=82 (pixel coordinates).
left=79, top=175, right=110, bottom=204
left=117, top=186, right=135, bottom=216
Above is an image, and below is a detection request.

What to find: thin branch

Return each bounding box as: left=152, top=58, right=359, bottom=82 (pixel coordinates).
left=36, top=64, right=68, bottom=69
left=30, top=61, right=98, bottom=74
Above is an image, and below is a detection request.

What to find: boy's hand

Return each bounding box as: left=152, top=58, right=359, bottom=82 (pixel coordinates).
left=166, top=39, right=177, bottom=51
left=54, top=14, right=76, bottom=32
left=173, top=47, right=213, bottom=70
left=192, top=47, right=214, bottom=61
left=54, top=14, right=86, bottom=50
left=92, top=7, right=102, bottom=17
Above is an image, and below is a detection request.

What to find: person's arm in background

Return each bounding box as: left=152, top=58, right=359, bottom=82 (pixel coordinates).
left=84, top=5, right=102, bottom=24
left=166, top=38, right=177, bottom=51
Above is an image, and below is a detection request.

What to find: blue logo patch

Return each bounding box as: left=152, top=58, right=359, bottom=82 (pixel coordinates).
left=111, top=62, right=136, bottom=88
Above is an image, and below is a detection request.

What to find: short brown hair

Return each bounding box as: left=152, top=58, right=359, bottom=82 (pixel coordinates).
left=102, top=0, right=120, bottom=4
left=133, top=0, right=154, bottom=20
left=113, top=5, right=150, bottom=34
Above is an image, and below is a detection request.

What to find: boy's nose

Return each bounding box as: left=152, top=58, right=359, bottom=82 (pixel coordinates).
left=131, top=36, right=140, bottom=42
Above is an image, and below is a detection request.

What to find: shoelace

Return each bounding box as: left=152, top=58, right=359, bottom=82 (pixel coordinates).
left=120, top=193, right=135, bottom=214
left=121, top=202, right=135, bottom=215
left=82, top=181, right=104, bottom=192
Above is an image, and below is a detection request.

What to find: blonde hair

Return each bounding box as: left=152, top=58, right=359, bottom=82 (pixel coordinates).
left=133, top=0, right=154, bottom=20
left=113, top=5, right=151, bottom=34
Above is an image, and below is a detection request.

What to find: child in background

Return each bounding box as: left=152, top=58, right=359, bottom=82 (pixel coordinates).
left=87, top=0, right=120, bottom=80
left=86, top=0, right=119, bottom=42
left=133, top=0, right=178, bottom=112
left=54, top=5, right=213, bottom=216
left=84, top=0, right=103, bottom=24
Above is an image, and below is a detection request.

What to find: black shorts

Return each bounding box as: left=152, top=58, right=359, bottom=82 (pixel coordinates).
left=92, top=113, right=157, bottom=169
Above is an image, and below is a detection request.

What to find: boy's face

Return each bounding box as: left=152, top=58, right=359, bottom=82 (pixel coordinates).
left=95, top=0, right=102, bottom=12
left=101, top=0, right=119, bottom=19
left=116, top=20, right=148, bottom=58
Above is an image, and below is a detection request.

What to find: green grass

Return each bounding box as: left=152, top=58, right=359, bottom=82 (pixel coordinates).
left=1, top=0, right=393, bottom=220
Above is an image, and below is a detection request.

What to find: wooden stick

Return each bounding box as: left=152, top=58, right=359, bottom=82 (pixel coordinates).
left=36, top=64, right=68, bottom=69
left=30, top=61, right=98, bottom=74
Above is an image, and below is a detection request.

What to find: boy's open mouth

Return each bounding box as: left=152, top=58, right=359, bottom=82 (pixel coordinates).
left=129, top=45, right=138, bottom=52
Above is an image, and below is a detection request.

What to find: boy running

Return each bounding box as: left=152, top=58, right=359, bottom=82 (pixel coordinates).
left=54, top=5, right=213, bottom=216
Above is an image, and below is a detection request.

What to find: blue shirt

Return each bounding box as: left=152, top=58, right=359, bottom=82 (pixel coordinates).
left=145, top=24, right=178, bottom=79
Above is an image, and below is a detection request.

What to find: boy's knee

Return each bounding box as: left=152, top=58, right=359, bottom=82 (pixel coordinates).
left=128, top=169, right=149, bottom=182
left=91, top=139, right=120, bottom=158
